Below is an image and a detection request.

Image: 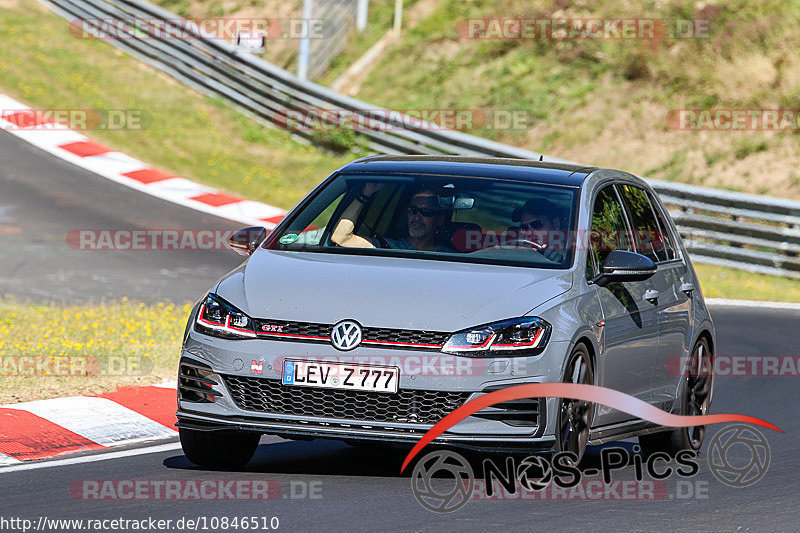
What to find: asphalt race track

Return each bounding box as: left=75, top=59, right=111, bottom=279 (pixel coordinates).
left=0, top=131, right=242, bottom=303
left=1, top=129, right=798, bottom=531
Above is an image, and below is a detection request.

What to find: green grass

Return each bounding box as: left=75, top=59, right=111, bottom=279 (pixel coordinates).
left=0, top=2, right=353, bottom=210
left=645, top=149, right=688, bottom=181
left=734, top=138, right=769, bottom=160
left=694, top=263, right=800, bottom=302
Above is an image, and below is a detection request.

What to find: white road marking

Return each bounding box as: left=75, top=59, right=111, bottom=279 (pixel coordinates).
left=214, top=200, right=287, bottom=221
left=7, top=128, right=87, bottom=147
left=0, top=442, right=182, bottom=474
left=0, top=93, right=286, bottom=227
left=706, top=298, right=800, bottom=310
left=6, top=396, right=176, bottom=446
left=0, top=452, right=21, bottom=465
left=80, top=151, right=147, bottom=176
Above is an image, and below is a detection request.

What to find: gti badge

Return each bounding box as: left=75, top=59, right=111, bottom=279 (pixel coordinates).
left=331, top=320, right=362, bottom=351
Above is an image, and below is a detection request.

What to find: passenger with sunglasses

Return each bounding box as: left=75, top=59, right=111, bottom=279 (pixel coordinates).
left=331, top=184, right=454, bottom=252
left=509, top=198, right=567, bottom=263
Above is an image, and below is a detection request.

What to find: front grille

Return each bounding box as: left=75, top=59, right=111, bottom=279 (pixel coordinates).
left=256, top=320, right=330, bottom=338
left=253, top=319, right=450, bottom=350
left=361, top=326, right=448, bottom=346
left=222, top=375, right=471, bottom=425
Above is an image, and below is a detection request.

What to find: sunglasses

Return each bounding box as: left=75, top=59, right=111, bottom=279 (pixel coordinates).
left=407, top=206, right=442, bottom=217
left=520, top=220, right=546, bottom=230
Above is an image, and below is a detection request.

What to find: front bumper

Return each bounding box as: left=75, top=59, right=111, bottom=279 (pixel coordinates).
left=176, top=410, right=555, bottom=452
left=177, top=328, right=570, bottom=451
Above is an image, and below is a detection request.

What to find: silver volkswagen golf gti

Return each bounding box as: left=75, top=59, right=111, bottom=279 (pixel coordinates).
left=177, top=156, right=715, bottom=467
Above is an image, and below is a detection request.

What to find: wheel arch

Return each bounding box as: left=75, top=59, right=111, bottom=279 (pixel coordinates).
left=696, top=328, right=714, bottom=355
left=573, top=336, right=597, bottom=372
left=563, top=331, right=600, bottom=382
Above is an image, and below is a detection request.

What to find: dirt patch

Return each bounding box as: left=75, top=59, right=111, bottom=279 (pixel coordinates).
left=512, top=76, right=800, bottom=200
left=0, top=0, right=23, bottom=10
left=0, top=374, right=175, bottom=404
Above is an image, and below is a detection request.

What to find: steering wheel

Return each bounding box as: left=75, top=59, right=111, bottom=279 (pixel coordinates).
left=484, top=237, right=547, bottom=252
left=372, top=234, right=390, bottom=249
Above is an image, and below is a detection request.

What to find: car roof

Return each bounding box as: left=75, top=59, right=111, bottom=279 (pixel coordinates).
left=339, top=155, right=597, bottom=187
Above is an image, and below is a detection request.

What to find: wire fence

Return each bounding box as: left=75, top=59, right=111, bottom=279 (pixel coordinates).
left=306, top=0, right=358, bottom=80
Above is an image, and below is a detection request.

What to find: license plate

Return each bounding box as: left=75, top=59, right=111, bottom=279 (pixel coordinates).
left=281, top=359, right=399, bottom=394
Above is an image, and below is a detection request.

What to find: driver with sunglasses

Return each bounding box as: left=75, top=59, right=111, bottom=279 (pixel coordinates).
left=331, top=184, right=454, bottom=252
left=510, top=198, right=566, bottom=263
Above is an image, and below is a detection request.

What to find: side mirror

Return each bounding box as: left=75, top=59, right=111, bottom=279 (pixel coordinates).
left=590, top=250, right=656, bottom=287
left=228, top=226, right=267, bottom=256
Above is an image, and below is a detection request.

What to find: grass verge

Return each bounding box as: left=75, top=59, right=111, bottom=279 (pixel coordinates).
left=694, top=264, right=800, bottom=303
left=0, top=298, right=189, bottom=403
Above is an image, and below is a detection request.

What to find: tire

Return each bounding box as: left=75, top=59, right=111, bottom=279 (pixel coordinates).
left=554, top=343, right=594, bottom=465
left=179, top=427, right=260, bottom=468
left=639, top=337, right=713, bottom=456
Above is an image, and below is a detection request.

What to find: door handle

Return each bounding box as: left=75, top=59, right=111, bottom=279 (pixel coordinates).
left=680, top=282, right=695, bottom=296
left=644, top=289, right=660, bottom=304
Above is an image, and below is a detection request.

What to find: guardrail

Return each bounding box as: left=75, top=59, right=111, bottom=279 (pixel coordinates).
left=654, top=181, right=800, bottom=279
left=38, top=0, right=800, bottom=279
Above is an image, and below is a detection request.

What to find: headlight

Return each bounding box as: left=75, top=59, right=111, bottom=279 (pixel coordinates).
left=195, top=294, right=256, bottom=339
left=441, top=317, right=551, bottom=357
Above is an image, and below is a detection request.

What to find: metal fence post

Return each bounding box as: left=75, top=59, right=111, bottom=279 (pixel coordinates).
left=356, top=0, right=368, bottom=32
left=393, top=0, right=403, bottom=36
left=297, top=0, right=314, bottom=80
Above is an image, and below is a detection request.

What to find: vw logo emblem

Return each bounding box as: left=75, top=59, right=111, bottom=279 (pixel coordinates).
left=331, top=320, right=362, bottom=351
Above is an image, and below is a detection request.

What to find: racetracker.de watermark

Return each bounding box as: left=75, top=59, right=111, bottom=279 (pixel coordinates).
left=68, top=479, right=321, bottom=501
left=272, top=108, right=534, bottom=132
left=0, top=355, right=152, bottom=377
left=0, top=109, right=149, bottom=130
left=264, top=355, right=490, bottom=378
left=66, top=228, right=668, bottom=252
left=668, top=354, right=800, bottom=377
left=66, top=229, right=237, bottom=251
left=456, top=18, right=710, bottom=40
left=0, top=516, right=280, bottom=532
left=667, top=109, right=800, bottom=131
left=69, top=18, right=325, bottom=40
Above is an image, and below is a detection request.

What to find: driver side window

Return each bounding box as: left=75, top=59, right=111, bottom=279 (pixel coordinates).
left=587, top=185, right=634, bottom=277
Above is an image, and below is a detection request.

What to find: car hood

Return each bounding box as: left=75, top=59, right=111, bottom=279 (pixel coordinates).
left=215, top=250, right=573, bottom=332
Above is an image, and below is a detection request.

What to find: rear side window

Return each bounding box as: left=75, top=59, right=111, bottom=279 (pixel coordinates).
left=646, top=192, right=677, bottom=261
left=588, top=185, right=634, bottom=272
left=617, top=184, right=670, bottom=262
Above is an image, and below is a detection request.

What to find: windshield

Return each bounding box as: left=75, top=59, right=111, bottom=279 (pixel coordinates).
left=269, top=173, right=579, bottom=269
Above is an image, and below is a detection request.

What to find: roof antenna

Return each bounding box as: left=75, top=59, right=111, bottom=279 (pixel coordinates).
left=539, top=155, right=543, bottom=161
